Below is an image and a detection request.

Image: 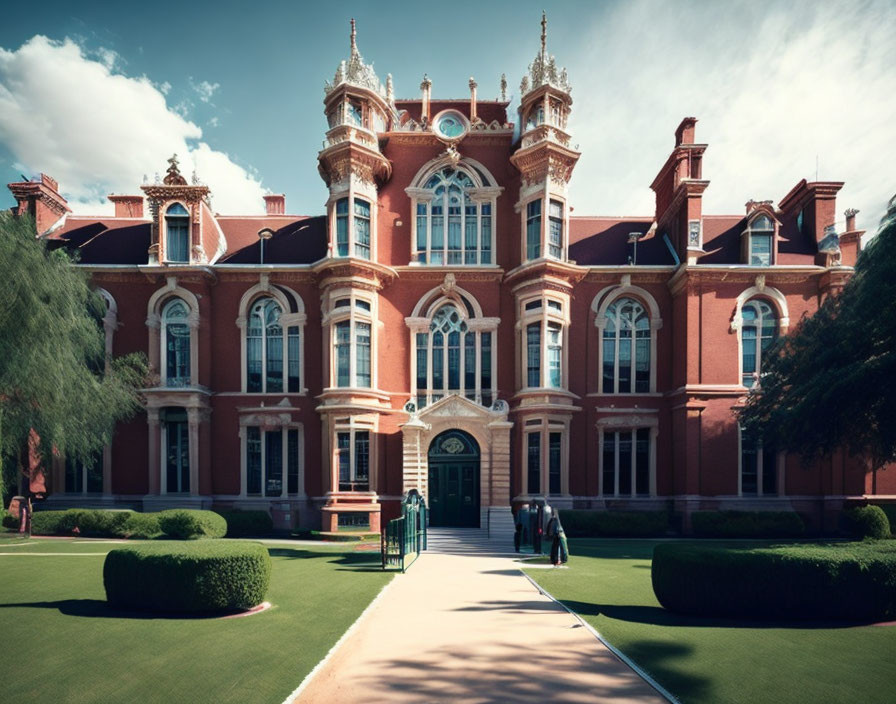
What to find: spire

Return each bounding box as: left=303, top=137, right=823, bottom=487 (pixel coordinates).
left=324, top=19, right=386, bottom=99
left=521, top=11, right=571, bottom=97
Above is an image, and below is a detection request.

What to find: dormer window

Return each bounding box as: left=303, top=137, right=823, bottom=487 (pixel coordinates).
left=746, top=214, right=774, bottom=266
left=165, top=203, right=190, bottom=263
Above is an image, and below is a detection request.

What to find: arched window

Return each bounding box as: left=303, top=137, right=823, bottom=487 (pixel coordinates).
left=602, top=298, right=650, bottom=393
left=741, top=299, right=777, bottom=388
left=412, top=167, right=493, bottom=265
left=162, top=298, right=191, bottom=387
left=246, top=297, right=301, bottom=393
left=745, top=214, right=775, bottom=266
left=165, top=203, right=190, bottom=263
left=414, top=304, right=493, bottom=408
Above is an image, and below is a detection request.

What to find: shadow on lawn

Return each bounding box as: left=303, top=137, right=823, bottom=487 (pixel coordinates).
left=0, top=599, right=252, bottom=620
left=267, top=547, right=383, bottom=572
left=562, top=599, right=873, bottom=630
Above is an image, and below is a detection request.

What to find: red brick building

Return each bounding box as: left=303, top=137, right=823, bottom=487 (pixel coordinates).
left=8, top=18, right=890, bottom=533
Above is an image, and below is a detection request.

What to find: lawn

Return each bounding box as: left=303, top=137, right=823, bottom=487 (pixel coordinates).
left=0, top=538, right=392, bottom=703
left=525, top=539, right=896, bottom=704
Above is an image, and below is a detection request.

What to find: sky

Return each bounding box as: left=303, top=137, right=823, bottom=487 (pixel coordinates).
left=0, top=0, right=894, bottom=232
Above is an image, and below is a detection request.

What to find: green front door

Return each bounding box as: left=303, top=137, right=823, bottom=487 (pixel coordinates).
left=428, top=430, right=480, bottom=527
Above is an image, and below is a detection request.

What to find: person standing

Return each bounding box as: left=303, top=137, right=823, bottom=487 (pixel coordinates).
left=546, top=512, right=569, bottom=566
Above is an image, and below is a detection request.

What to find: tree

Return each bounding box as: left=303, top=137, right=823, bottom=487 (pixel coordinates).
left=739, top=197, right=896, bottom=483
left=0, top=213, right=146, bottom=505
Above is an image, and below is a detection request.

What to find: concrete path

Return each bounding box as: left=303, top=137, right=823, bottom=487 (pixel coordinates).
left=293, top=538, right=667, bottom=703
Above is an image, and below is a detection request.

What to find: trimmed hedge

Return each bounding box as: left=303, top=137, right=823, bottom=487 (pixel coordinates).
left=122, top=512, right=162, bottom=539
left=690, top=510, right=805, bottom=538
left=842, top=506, right=891, bottom=540
left=157, top=509, right=227, bottom=540
left=558, top=510, right=669, bottom=537
left=652, top=541, right=896, bottom=621
left=104, top=541, right=271, bottom=612
left=216, top=510, right=274, bottom=537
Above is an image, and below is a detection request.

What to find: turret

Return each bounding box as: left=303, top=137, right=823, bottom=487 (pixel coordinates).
left=510, top=12, right=580, bottom=264
left=318, top=19, right=393, bottom=261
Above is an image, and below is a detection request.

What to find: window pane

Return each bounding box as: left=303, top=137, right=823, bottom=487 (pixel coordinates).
left=549, top=432, right=561, bottom=494
left=480, top=332, right=492, bottom=406
left=602, top=336, right=615, bottom=392
left=527, top=432, right=541, bottom=494
left=432, top=332, right=444, bottom=390
left=603, top=432, right=616, bottom=495
left=337, top=432, right=351, bottom=488
left=245, top=426, right=261, bottom=495
left=750, top=234, right=771, bottom=266
left=336, top=198, right=349, bottom=257
left=355, top=431, right=370, bottom=486
left=165, top=417, right=189, bottom=493
left=355, top=322, right=371, bottom=387
left=618, top=430, right=632, bottom=496
left=464, top=334, right=476, bottom=393
left=447, top=331, right=460, bottom=389
left=416, top=202, right=427, bottom=257
left=287, top=429, right=299, bottom=494
left=265, top=430, right=283, bottom=496
left=526, top=200, right=541, bottom=260
left=742, top=326, right=757, bottom=387
left=354, top=199, right=371, bottom=260
left=618, top=327, right=632, bottom=392
left=548, top=200, right=563, bottom=259
left=635, top=428, right=650, bottom=496
left=526, top=323, right=541, bottom=387
left=635, top=337, right=650, bottom=393
left=481, top=205, right=492, bottom=264
left=547, top=323, right=562, bottom=388
left=266, top=328, right=283, bottom=393
left=287, top=326, right=300, bottom=392
left=335, top=321, right=351, bottom=387
left=416, top=332, right=428, bottom=394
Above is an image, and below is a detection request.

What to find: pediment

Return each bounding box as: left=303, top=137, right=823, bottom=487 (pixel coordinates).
left=418, top=394, right=492, bottom=419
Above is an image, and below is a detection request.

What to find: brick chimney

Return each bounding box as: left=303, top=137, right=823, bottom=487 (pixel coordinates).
left=675, top=117, right=698, bottom=147
left=264, top=194, right=286, bottom=215
left=7, top=173, right=71, bottom=234
left=844, top=208, right=858, bottom=232
left=108, top=194, right=145, bottom=218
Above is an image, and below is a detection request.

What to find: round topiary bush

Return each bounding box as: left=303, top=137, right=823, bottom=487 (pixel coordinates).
left=103, top=541, right=271, bottom=612
left=652, top=542, right=896, bottom=621
left=157, top=509, right=227, bottom=539
left=841, top=505, right=891, bottom=540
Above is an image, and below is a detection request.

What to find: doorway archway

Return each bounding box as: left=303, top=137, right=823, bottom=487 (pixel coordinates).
left=427, top=430, right=480, bottom=527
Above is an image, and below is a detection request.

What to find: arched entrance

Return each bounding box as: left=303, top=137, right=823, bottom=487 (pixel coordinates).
left=428, top=430, right=480, bottom=527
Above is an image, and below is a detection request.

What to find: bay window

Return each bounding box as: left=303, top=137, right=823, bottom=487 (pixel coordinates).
left=330, top=295, right=374, bottom=389
left=333, top=196, right=372, bottom=260
left=337, top=428, right=369, bottom=492
left=523, top=419, right=567, bottom=496
left=520, top=297, right=566, bottom=391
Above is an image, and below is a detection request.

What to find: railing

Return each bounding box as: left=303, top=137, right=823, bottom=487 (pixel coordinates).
left=382, top=491, right=427, bottom=572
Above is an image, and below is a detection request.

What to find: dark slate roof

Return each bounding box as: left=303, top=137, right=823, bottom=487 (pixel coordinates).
left=218, top=215, right=327, bottom=264
left=46, top=218, right=151, bottom=264
left=569, top=217, right=672, bottom=266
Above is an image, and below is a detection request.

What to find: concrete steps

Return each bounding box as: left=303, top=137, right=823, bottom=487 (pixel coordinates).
left=425, top=527, right=517, bottom=556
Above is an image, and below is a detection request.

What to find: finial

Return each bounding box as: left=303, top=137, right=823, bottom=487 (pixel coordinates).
left=469, top=76, right=477, bottom=90
left=500, top=73, right=507, bottom=101
left=541, top=10, right=547, bottom=55
left=421, top=73, right=432, bottom=89
left=350, top=18, right=357, bottom=54
left=386, top=73, right=394, bottom=102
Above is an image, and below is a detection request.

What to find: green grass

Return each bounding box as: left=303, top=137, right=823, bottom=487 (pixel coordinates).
left=525, top=539, right=896, bottom=704
left=0, top=538, right=392, bottom=703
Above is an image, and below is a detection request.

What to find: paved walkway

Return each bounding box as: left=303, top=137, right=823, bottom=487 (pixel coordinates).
left=293, top=531, right=667, bottom=703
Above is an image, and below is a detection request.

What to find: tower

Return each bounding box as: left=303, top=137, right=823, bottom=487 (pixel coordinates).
left=316, top=20, right=396, bottom=533
left=508, top=13, right=582, bottom=508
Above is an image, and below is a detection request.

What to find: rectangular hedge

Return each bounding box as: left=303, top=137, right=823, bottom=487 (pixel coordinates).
left=558, top=510, right=669, bottom=537
left=690, top=510, right=805, bottom=538
left=29, top=508, right=218, bottom=540
left=215, top=510, right=274, bottom=537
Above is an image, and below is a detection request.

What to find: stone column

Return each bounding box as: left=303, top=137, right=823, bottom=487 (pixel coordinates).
left=400, top=417, right=431, bottom=501
left=487, top=420, right=513, bottom=506
left=147, top=407, right=160, bottom=495
left=187, top=407, right=201, bottom=497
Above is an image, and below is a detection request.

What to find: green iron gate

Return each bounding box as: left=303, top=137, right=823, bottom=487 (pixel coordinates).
left=382, top=490, right=427, bottom=572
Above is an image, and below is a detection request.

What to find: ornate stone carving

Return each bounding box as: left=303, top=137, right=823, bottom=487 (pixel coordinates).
left=440, top=272, right=457, bottom=295
left=163, top=154, right=187, bottom=186
left=324, top=19, right=386, bottom=100
left=521, top=12, right=571, bottom=98
left=441, top=436, right=465, bottom=454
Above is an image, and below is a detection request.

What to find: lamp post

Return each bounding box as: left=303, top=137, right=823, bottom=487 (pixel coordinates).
left=258, top=228, right=273, bottom=264
left=628, top=231, right=643, bottom=265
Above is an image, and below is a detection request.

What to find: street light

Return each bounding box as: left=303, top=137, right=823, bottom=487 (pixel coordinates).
left=258, top=228, right=274, bottom=264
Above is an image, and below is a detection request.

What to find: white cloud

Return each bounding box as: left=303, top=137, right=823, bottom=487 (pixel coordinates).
left=567, top=0, right=896, bottom=231
left=0, top=36, right=264, bottom=215
left=208, top=116, right=220, bottom=128
left=190, top=78, right=220, bottom=104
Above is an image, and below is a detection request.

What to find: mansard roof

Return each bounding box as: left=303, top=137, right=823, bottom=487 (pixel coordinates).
left=45, top=217, right=151, bottom=264
left=569, top=217, right=668, bottom=266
